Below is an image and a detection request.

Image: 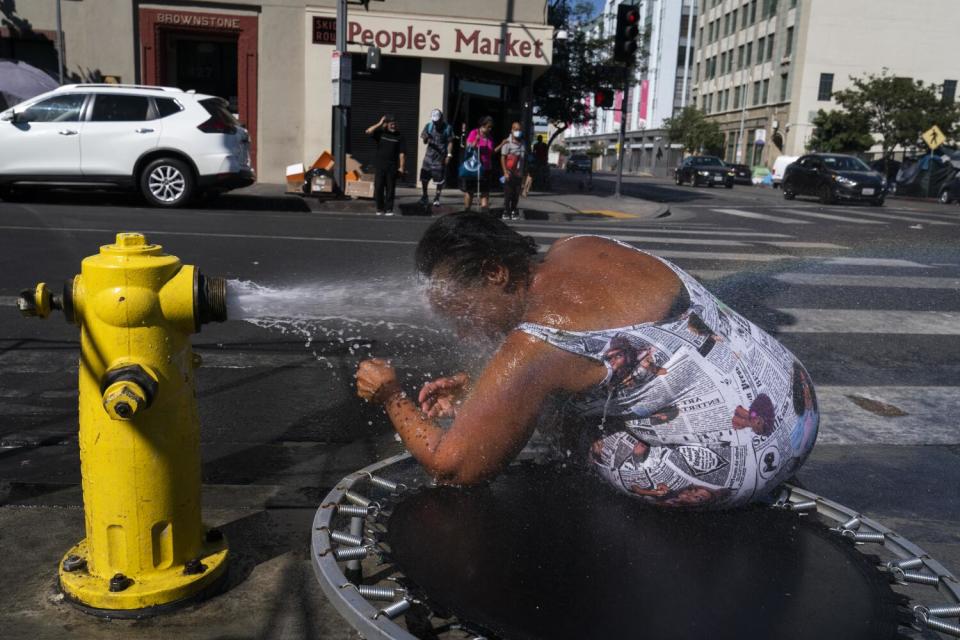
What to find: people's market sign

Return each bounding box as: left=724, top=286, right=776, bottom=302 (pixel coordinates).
left=311, top=12, right=553, bottom=66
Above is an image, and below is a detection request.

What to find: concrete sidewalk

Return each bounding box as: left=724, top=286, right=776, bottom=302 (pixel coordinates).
left=232, top=180, right=669, bottom=222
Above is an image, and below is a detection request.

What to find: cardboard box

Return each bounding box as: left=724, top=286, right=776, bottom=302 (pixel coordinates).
left=311, top=151, right=334, bottom=171
left=311, top=175, right=334, bottom=194
left=344, top=180, right=375, bottom=199
left=285, top=162, right=305, bottom=194
left=344, top=154, right=363, bottom=180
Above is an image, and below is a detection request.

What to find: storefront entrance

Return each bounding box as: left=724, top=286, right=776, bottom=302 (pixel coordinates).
left=138, top=7, right=258, bottom=165
left=448, top=63, right=522, bottom=148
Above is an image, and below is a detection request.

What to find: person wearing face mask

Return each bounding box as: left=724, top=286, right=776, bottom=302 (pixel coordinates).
left=365, top=113, right=407, bottom=215
left=498, top=122, right=526, bottom=220
left=460, top=115, right=495, bottom=214
left=419, top=109, right=454, bottom=209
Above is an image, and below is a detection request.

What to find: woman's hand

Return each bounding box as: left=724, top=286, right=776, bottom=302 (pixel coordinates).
left=357, top=358, right=402, bottom=405
left=417, top=372, right=471, bottom=418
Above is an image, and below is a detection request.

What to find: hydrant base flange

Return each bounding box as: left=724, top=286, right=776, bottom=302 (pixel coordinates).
left=58, top=536, right=229, bottom=614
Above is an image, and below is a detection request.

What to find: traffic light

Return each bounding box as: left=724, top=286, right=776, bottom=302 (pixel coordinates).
left=594, top=89, right=614, bottom=108
left=366, top=46, right=381, bottom=71
left=614, top=4, right=641, bottom=64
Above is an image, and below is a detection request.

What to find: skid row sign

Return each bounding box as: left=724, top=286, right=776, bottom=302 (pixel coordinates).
left=311, top=14, right=553, bottom=66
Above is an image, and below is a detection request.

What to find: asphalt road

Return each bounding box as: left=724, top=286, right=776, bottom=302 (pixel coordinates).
left=1, top=179, right=959, bottom=639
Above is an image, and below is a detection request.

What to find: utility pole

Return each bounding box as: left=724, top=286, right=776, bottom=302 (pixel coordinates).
left=332, top=0, right=349, bottom=193
left=680, top=0, right=694, bottom=108
left=615, top=74, right=630, bottom=198
left=736, top=65, right=753, bottom=163
left=55, top=0, right=65, bottom=84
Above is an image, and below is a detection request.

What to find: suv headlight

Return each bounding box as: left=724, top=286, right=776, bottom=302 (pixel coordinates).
left=698, top=170, right=710, bottom=176
left=834, top=175, right=857, bottom=186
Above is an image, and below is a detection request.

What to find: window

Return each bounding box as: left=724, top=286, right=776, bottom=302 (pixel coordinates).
left=785, top=27, right=794, bottom=56
left=738, top=45, right=745, bottom=69
left=21, top=94, right=85, bottom=122
left=680, top=14, right=696, bottom=34
left=757, top=37, right=765, bottom=63
left=734, top=85, right=742, bottom=108
left=732, top=10, right=738, bottom=31
left=780, top=72, right=789, bottom=101
left=766, top=35, right=775, bottom=60
left=742, top=4, right=749, bottom=28
left=750, top=0, right=758, bottom=23
left=753, top=80, right=761, bottom=105
left=155, top=98, right=183, bottom=118
left=818, top=73, right=834, bottom=101
left=761, top=78, right=770, bottom=103
left=745, top=42, right=753, bottom=65
left=721, top=51, right=728, bottom=75
left=724, top=13, right=731, bottom=36
left=791, top=0, right=797, bottom=6
left=90, top=95, right=151, bottom=121
left=724, top=88, right=731, bottom=110
left=944, top=80, right=958, bottom=103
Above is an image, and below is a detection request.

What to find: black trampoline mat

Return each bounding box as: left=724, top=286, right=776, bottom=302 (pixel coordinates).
left=385, top=465, right=901, bottom=640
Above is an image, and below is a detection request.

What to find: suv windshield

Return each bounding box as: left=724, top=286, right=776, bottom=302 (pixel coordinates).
left=821, top=155, right=871, bottom=171
left=690, top=156, right=724, bottom=167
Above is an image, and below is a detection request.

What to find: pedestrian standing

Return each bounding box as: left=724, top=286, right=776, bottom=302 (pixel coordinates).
left=460, top=116, right=495, bottom=214
left=499, top=121, right=525, bottom=220
left=419, top=109, right=454, bottom=210
left=365, top=114, right=407, bottom=215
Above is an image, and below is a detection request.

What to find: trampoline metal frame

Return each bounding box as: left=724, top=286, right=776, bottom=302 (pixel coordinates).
left=311, top=453, right=960, bottom=639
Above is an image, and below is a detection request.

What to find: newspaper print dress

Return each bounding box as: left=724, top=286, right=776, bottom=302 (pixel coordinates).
left=518, top=247, right=819, bottom=509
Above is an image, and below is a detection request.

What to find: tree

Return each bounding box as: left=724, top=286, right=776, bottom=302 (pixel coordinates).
left=663, top=106, right=724, bottom=156
left=833, top=70, right=960, bottom=170
left=534, top=1, right=648, bottom=149
left=807, top=109, right=874, bottom=153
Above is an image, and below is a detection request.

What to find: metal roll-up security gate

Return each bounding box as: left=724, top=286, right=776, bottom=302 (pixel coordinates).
left=312, top=454, right=960, bottom=639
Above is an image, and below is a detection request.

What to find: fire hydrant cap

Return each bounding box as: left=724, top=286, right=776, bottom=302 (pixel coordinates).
left=102, top=232, right=162, bottom=256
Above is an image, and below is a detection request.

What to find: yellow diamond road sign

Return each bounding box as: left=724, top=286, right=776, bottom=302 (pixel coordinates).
left=923, top=125, right=946, bottom=150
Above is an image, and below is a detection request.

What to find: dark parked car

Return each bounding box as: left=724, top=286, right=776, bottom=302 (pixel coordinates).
left=939, top=175, right=960, bottom=205
left=565, top=154, right=592, bottom=173
left=782, top=153, right=886, bottom=206
left=675, top=156, right=735, bottom=188
left=727, top=163, right=753, bottom=185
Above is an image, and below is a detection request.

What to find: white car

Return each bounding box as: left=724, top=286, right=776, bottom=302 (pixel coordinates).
left=771, top=155, right=799, bottom=189
left=0, top=84, right=254, bottom=207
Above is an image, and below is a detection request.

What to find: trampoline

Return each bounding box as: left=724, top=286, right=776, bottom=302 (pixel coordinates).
left=312, top=454, right=960, bottom=639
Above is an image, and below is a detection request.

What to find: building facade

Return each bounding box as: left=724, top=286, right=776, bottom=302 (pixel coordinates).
left=565, top=0, right=698, bottom=176
left=692, top=0, right=960, bottom=168
left=1, top=0, right=552, bottom=182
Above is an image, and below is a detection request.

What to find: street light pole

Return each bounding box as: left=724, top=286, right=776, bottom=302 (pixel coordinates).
left=333, top=0, right=349, bottom=193
left=615, top=75, right=630, bottom=198
left=55, top=0, right=65, bottom=84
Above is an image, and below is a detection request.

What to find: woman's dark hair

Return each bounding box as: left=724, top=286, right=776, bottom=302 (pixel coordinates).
left=478, top=115, right=494, bottom=128
left=415, top=212, right=539, bottom=286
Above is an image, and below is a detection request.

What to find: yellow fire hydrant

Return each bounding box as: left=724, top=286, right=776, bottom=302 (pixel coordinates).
left=18, top=232, right=229, bottom=615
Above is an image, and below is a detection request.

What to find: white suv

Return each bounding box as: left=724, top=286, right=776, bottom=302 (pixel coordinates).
left=0, top=84, right=254, bottom=207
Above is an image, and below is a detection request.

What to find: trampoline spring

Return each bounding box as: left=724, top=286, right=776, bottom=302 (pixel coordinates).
left=374, top=599, right=412, bottom=620
left=896, top=557, right=926, bottom=570
left=366, top=473, right=404, bottom=492
left=356, top=584, right=406, bottom=601
left=900, top=570, right=941, bottom=586
left=345, top=491, right=377, bottom=508
left=330, top=530, right=364, bottom=547
left=840, top=517, right=861, bottom=531
left=333, top=546, right=370, bottom=561
left=786, top=500, right=818, bottom=513
left=928, top=605, right=960, bottom=618
left=924, top=616, right=960, bottom=638
left=337, top=504, right=373, bottom=518
left=844, top=530, right=885, bottom=544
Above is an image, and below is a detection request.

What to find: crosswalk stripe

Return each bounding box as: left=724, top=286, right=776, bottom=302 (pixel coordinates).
left=523, top=231, right=750, bottom=247
left=536, top=243, right=793, bottom=262
left=815, top=386, right=960, bottom=445
left=773, top=273, right=960, bottom=290
left=775, top=309, right=960, bottom=334
left=822, top=257, right=930, bottom=268
left=824, top=208, right=955, bottom=226
left=512, top=224, right=792, bottom=238
left=711, top=208, right=811, bottom=224
left=781, top=208, right=885, bottom=225
left=758, top=241, right=848, bottom=249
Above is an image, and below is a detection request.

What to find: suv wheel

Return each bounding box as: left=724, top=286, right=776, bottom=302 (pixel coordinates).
left=675, top=172, right=683, bottom=186
left=783, top=185, right=795, bottom=200
left=819, top=184, right=834, bottom=205
left=939, top=189, right=951, bottom=204
left=141, top=158, right=194, bottom=207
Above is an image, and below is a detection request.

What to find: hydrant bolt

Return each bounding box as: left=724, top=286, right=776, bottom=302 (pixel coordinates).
left=183, top=558, right=207, bottom=575
left=109, top=574, right=133, bottom=593
left=62, top=555, right=87, bottom=573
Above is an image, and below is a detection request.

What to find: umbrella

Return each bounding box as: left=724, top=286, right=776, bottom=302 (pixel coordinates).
left=0, top=59, right=60, bottom=111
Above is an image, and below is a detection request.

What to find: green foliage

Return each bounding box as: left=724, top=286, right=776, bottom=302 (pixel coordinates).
left=552, top=142, right=569, bottom=156
left=585, top=142, right=606, bottom=157
left=534, top=1, right=649, bottom=146
left=663, top=106, right=724, bottom=155
left=807, top=109, right=875, bottom=153
left=832, top=70, right=960, bottom=157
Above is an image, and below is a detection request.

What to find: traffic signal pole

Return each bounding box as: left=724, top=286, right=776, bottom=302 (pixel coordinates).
left=333, top=0, right=348, bottom=193
left=615, top=76, right=629, bottom=198
left=612, top=4, right=639, bottom=199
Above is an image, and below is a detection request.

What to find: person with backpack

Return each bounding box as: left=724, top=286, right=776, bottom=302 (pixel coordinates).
left=419, top=109, right=454, bottom=209
left=459, top=116, right=495, bottom=214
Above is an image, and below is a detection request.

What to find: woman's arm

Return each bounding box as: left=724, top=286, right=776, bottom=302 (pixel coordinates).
left=359, top=332, right=594, bottom=485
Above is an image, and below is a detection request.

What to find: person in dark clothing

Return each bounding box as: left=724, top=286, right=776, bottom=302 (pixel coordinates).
left=365, top=114, right=407, bottom=215
left=419, top=109, right=454, bottom=209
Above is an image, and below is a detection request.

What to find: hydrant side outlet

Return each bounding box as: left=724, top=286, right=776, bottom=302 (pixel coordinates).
left=35, top=233, right=231, bottom=613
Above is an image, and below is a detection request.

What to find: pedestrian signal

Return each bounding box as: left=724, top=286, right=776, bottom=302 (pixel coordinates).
left=595, top=89, right=614, bottom=109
